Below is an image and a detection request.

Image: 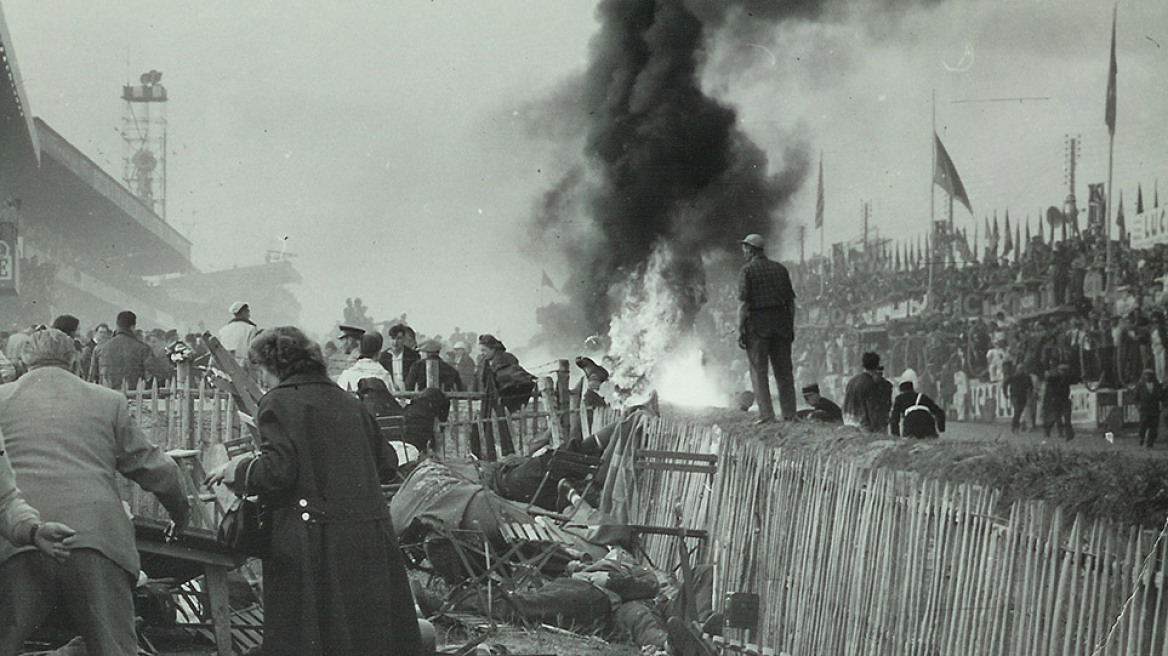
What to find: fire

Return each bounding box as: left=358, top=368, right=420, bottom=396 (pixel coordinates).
left=605, top=244, right=726, bottom=408
left=654, top=343, right=727, bottom=408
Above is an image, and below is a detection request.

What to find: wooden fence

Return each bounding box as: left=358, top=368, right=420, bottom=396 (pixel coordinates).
left=120, top=374, right=565, bottom=529
left=627, top=419, right=1168, bottom=655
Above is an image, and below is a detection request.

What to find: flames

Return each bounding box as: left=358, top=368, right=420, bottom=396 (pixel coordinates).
left=605, top=243, right=728, bottom=408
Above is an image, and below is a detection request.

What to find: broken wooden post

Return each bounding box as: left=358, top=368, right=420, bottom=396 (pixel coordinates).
left=556, top=359, right=571, bottom=435
left=539, top=376, right=563, bottom=446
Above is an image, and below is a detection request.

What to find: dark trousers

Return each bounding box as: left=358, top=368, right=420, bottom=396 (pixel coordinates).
left=1043, top=402, right=1075, bottom=439
left=1010, top=395, right=1029, bottom=432
left=0, top=549, right=137, bottom=656
left=746, top=332, right=796, bottom=421
left=1139, top=413, right=1159, bottom=447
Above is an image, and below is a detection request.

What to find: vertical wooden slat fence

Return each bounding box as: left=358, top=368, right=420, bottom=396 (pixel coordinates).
left=121, top=378, right=241, bottom=532
left=683, top=435, right=1168, bottom=655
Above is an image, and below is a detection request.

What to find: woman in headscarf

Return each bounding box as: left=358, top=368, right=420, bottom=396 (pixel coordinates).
left=206, top=326, right=423, bottom=655
left=469, top=334, right=533, bottom=459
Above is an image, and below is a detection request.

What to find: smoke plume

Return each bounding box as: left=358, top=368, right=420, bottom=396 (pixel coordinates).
left=532, top=0, right=809, bottom=356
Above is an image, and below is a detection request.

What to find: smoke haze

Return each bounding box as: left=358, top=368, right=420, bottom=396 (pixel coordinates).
left=532, top=0, right=811, bottom=350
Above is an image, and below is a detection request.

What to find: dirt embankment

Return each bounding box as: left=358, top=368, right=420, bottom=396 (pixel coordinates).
left=666, top=406, right=1168, bottom=530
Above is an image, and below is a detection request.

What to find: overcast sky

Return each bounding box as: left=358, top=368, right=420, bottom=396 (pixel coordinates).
left=4, top=1, right=1165, bottom=345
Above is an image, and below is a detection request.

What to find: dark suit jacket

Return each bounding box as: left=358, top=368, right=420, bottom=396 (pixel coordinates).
left=378, top=347, right=420, bottom=387
left=1133, top=381, right=1166, bottom=417
left=844, top=371, right=891, bottom=433
left=404, top=357, right=465, bottom=392
left=89, top=330, right=153, bottom=389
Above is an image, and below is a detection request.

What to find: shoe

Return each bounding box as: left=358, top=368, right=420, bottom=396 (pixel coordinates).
left=755, top=417, right=775, bottom=425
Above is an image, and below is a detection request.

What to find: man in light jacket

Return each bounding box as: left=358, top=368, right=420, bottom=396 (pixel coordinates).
left=0, top=328, right=190, bottom=655
left=0, top=433, right=75, bottom=558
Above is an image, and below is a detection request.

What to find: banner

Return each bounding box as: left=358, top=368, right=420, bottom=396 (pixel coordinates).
left=1129, top=207, right=1168, bottom=250
left=966, top=381, right=1097, bottom=427
left=0, top=222, right=18, bottom=296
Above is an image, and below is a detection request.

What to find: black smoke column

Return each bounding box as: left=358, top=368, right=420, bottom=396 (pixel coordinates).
left=534, top=0, right=808, bottom=347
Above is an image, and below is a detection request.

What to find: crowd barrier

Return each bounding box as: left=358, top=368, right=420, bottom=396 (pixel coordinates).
left=626, top=409, right=1168, bottom=655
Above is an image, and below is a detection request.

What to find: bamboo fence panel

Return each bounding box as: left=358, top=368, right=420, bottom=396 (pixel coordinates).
left=699, top=437, right=1168, bottom=655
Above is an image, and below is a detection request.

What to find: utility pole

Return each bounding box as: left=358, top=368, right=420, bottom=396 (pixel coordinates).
left=798, top=224, right=806, bottom=283
left=862, top=201, right=870, bottom=250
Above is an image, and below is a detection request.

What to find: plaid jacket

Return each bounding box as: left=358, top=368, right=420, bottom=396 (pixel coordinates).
left=738, top=255, right=795, bottom=310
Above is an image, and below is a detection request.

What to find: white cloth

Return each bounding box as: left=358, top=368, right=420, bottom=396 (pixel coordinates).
left=986, top=348, right=1006, bottom=383
left=390, top=351, right=405, bottom=391
left=216, top=320, right=258, bottom=360
left=335, top=357, right=394, bottom=392
left=1153, top=330, right=1166, bottom=383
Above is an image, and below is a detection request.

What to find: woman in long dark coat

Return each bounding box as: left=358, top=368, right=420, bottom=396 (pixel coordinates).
left=207, top=326, right=423, bottom=655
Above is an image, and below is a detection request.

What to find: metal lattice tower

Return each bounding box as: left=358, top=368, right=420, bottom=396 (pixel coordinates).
left=121, top=70, right=167, bottom=218
left=1063, top=134, right=1081, bottom=228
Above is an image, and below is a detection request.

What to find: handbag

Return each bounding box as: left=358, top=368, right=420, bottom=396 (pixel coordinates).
left=216, top=457, right=271, bottom=558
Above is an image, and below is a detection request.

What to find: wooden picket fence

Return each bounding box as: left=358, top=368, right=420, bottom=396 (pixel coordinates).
left=685, top=437, right=1168, bottom=655
left=124, top=379, right=243, bottom=452
left=120, top=375, right=562, bottom=529
left=403, top=390, right=556, bottom=461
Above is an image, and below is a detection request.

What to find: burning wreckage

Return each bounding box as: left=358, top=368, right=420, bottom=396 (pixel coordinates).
left=389, top=404, right=720, bottom=655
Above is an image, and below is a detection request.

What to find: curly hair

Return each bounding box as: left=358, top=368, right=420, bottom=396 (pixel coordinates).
left=248, top=326, right=327, bottom=380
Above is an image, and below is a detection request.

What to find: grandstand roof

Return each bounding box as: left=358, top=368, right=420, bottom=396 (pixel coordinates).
left=0, top=4, right=192, bottom=276
left=0, top=3, right=37, bottom=163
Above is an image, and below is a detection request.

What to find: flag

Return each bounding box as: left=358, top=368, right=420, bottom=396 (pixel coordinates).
left=1015, top=219, right=1021, bottom=261
left=1038, top=210, right=1045, bottom=244
left=540, top=269, right=558, bottom=292
left=1105, top=4, right=1117, bottom=136
left=1137, top=184, right=1144, bottom=214
left=991, top=211, right=1000, bottom=254
left=895, top=243, right=901, bottom=271
left=1025, top=218, right=1031, bottom=252
left=1003, top=212, right=1014, bottom=256
left=973, top=220, right=979, bottom=259
left=815, top=152, right=824, bottom=229
left=955, top=229, right=972, bottom=262
left=1116, top=190, right=1125, bottom=240
left=934, top=134, right=973, bottom=213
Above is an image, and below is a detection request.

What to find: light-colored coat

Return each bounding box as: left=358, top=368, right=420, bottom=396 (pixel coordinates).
left=0, top=431, right=38, bottom=545
left=0, top=366, right=188, bottom=575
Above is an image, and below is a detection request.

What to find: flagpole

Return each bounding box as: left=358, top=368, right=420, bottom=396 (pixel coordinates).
left=1105, top=4, right=1117, bottom=294
left=928, top=89, right=935, bottom=302
left=1105, top=134, right=1115, bottom=295
left=818, top=149, right=825, bottom=295
left=819, top=220, right=825, bottom=295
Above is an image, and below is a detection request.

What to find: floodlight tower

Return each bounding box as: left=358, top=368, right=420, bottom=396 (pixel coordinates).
left=1063, top=134, right=1081, bottom=232
left=122, top=70, right=168, bottom=218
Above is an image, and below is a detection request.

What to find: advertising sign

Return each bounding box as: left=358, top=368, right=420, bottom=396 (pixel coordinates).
left=0, top=222, right=18, bottom=296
